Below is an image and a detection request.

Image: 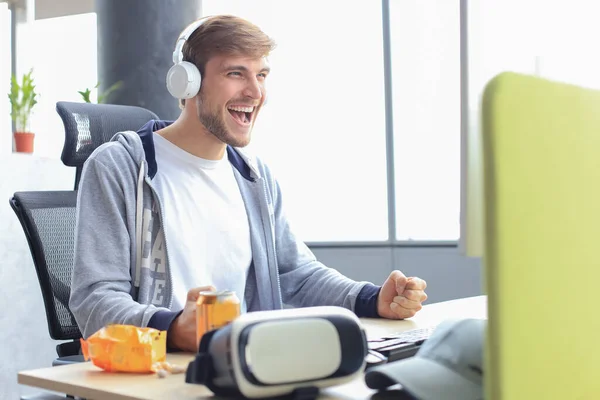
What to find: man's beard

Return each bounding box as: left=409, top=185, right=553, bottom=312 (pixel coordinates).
left=196, top=92, right=252, bottom=147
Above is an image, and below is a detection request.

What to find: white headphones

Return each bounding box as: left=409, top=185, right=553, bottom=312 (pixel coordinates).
left=166, top=18, right=208, bottom=100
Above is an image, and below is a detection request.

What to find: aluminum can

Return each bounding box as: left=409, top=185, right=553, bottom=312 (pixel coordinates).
left=196, top=290, right=240, bottom=347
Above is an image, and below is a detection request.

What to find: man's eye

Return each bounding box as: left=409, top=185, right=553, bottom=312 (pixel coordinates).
left=228, top=71, right=242, bottom=77
left=257, top=73, right=268, bottom=80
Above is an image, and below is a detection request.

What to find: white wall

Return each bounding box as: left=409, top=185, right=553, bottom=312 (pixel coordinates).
left=0, top=155, right=74, bottom=400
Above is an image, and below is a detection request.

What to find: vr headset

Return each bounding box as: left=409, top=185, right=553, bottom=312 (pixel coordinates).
left=185, top=306, right=368, bottom=399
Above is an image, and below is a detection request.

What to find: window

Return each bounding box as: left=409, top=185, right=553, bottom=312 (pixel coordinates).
left=534, top=2, right=600, bottom=90
left=17, top=12, right=97, bottom=159
left=203, top=0, right=389, bottom=242
left=0, top=3, right=11, bottom=155
left=390, top=0, right=461, bottom=241
left=468, top=0, right=538, bottom=99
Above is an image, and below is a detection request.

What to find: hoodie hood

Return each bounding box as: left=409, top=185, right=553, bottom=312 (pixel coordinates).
left=113, top=119, right=258, bottom=181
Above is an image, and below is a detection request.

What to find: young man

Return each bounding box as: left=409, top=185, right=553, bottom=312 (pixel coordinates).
left=69, top=15, right=428, bottom=352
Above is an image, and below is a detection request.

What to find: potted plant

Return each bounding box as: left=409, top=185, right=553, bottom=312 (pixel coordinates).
left=8, top=68, right=38, bottom=153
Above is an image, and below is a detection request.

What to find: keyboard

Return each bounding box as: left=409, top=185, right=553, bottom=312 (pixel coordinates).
left=365, top=326, right=435, bottom=368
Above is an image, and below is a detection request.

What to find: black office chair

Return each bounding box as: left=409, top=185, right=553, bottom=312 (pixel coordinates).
left=55, top=101, right=159, bottom=189
left=10, top=191, right=83, bottom=365
left=9, top=103, right=158, bottom=400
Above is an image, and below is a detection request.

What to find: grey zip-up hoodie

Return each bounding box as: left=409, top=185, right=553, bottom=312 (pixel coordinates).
left=69, top=120, right=381, bottom=340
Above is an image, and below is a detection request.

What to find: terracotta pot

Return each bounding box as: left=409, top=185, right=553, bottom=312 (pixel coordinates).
left=14, top=132, right=35, bottom=153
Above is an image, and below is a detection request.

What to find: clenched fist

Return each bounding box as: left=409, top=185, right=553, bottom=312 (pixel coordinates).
left=377, top=270, right=427, bottom=320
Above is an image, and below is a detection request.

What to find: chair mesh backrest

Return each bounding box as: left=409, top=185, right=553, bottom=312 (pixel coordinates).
left=56, top=101, right=159, bottom=188
left=11, top=191, right=81, bottom=341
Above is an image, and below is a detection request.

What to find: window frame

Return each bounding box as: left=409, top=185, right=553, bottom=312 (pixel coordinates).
left=306, top=0, right=467, bottom=248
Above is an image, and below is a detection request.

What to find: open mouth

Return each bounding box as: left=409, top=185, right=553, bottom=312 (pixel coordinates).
left=227, top=105, right=254, bottom=125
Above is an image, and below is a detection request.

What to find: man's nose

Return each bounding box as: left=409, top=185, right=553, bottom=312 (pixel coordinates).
left=243, top=79, right=262, bottom=99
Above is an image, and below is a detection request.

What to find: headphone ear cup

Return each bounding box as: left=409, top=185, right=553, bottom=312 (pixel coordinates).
left=166, top=61, right=201, bottom=99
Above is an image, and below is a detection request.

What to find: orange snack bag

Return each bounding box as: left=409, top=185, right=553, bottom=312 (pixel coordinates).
left=80, top=324, right=167, bottom=373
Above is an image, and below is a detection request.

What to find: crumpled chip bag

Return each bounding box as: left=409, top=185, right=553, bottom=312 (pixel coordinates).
left=80, top=324, right=167, bottom=373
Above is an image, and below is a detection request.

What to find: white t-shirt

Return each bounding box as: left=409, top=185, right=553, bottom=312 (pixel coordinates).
left=151, top=133, right=252, bottom=312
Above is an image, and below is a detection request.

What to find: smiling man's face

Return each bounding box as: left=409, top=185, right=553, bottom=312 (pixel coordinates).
left=195, top=54, right=270, bottom=147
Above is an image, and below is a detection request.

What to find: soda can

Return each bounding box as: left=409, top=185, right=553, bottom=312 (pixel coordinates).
left=196, top=290, right=240, bottom=347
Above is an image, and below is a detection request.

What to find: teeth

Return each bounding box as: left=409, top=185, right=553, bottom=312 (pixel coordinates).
left=228, top=106, right=254, bottom=113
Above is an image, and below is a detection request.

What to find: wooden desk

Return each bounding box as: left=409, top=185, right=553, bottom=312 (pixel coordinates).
left=19, top=296, right=487, bottom=400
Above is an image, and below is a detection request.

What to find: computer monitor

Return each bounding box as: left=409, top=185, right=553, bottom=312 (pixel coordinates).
left=480, top=70, right=600, bottom=400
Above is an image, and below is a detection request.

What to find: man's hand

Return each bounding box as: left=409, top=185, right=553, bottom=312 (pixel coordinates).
left=377, top=270, right=427, bottom=320
left=168, top=285, right=216, bottom=352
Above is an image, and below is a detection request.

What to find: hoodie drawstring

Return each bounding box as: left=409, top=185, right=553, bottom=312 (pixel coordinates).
left=134, top=161, right=144, bottom=288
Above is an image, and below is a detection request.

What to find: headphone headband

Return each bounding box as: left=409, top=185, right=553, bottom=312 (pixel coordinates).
left=172, top=17, right=208, bottom=64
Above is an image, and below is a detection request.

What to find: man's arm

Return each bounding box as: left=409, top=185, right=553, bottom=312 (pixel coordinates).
left=69, top=147, right=166, bottom=338
left=264, top=170, right=381, bottom=318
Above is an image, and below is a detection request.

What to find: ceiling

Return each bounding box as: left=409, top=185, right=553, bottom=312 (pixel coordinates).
left=1, top=0, right=94, bottom=20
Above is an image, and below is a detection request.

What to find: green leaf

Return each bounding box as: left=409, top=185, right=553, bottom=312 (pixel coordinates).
left=97, top=80, right=123, bottom=104
left=8, top=68, right=38, bottom=132
left=78, top=88, right=92, bottom=103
